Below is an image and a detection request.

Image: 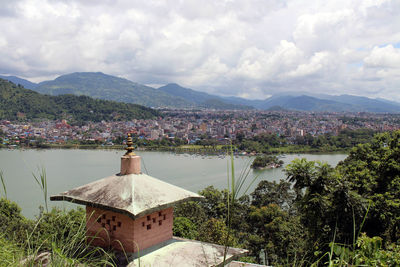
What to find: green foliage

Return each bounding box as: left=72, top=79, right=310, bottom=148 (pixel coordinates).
left=174, top=201, right=207, bottom=227
left=173, top=217, right=198, bottom=240
left=0, top=198, right=33, bottom=244
left=329, top=233, right=400, bottom=266
left=0, top=234, right=24, bottom=266
left=285, top=159, right=367, bottom=253
left=198, top=218, right=238, bottom=247
left=0, top=197, right=114, bottom=266
left=250, top=180, right=295, bottom=212
left=32, top=166, right=48, bottom=213
left=236, top=129, right=376, bottom=154
left=31, top=207, right=114, bottom=266
left=248, top=204, right=305, bottom=265
left=0, top=170, right=6, bottom=199
left=0, top=78, right=159, bottom=122
left=251, top=155, right=283, bottom=169
left=337, top=130, right=400, bottom=243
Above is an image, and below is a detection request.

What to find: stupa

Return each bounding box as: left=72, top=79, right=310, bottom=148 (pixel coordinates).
left=50, top=134, right=202, bottom=252
left=50, top=134, right=248, bottom=266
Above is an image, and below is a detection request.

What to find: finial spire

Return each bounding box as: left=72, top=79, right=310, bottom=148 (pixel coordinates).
left=124, top=133, right=136, bottom=156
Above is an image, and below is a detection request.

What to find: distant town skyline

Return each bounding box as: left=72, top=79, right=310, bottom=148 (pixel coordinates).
left=1, top=0, right=399, bottom=101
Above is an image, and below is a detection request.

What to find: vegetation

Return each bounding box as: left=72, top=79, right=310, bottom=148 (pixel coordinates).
left=0, top=78, right=160, bottom=123
left=251, top=155, right=283, bottom=169
left=174, top=130, right=400, bottom=265
left=0, top=200, right=115, bottom=266
left=236, top=129, right=377, bottom=154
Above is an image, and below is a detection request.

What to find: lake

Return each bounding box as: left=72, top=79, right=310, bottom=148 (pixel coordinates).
left=0, top=149, right=347, bottom=218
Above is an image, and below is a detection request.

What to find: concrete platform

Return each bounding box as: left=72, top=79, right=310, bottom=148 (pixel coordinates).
left=126, top=237, right=248, bottom=267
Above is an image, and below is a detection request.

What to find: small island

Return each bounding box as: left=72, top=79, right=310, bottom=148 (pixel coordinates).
left=251, top=155, right=284, bottom=169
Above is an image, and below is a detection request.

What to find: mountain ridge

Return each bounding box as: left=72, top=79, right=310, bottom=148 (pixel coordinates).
left=1, top=72, right=399, bottom=112
left=0, top=75, right=38, bottom=90
left=35, top=72, right=194, bottom=108
left=0, top=78, right=159, bottom=122
left=158, top=83, right=253, bottom=110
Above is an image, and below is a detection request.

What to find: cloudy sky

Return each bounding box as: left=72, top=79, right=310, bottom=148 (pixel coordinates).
left=1, top=0, right=399, bottom=100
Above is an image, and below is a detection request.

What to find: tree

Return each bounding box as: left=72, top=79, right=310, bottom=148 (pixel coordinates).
left=285, top=159, right=366, bottom=253
left=337, top=130, right=400, bottom=243
left=248, top=204, right=304, bottom=265
left=250, top=180, right=295, bottom=212
left=173, top=217, right=198, bottom=239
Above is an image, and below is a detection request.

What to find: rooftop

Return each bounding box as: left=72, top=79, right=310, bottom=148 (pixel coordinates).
left=50, top=172, right=203, bottom=219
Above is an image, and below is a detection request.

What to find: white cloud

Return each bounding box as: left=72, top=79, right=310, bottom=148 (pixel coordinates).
left=0, top=0, right=400, bottom=100
left=364, top=45, right=400, bottom=68
left=288, top=51, right=331, bottom=77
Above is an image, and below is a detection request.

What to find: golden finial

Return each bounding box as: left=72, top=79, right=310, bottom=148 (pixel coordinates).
left=124, top=133, right=136, bottom=156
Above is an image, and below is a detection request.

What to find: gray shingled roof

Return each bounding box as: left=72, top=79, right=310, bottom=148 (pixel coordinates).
left=50, top=173, right=203, bottom=219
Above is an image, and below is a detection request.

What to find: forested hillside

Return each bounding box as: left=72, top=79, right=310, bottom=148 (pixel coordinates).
left=174, top=130, right=400, bottom=265
left=0, top=79, right=159, bottom=122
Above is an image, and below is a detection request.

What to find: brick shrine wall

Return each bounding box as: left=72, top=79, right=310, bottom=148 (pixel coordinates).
left=132, top=207, right=173, bottom=252
left=86, top=206, right=173, bottom=253
left=86, top=206, right=136, bottom=252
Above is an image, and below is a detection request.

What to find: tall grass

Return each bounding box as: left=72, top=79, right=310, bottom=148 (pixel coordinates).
left=32, top=166, right=48, bottom=213
left=222, top=145, right=261, bottom=264
left=0, top=170, right=6, bottom=199
left=0, top=169, right=117, bottom=266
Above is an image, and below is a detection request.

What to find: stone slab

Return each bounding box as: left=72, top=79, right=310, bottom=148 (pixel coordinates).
left=125, top=237, right=248, bottom=267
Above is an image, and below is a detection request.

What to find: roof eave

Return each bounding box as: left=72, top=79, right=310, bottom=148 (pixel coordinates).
left=50, top=194, right=204, bottom=220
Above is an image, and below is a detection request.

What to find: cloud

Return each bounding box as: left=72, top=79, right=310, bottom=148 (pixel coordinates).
left=364, top=45, right=400, bottom=68
left=0, top=0, right=400, bottom=101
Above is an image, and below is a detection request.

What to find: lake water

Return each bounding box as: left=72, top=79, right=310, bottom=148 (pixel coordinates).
left=0, top=149, right=347, bottom=218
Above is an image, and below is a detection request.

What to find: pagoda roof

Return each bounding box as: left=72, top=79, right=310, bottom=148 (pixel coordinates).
left=50, top=173, right=203, bottom=219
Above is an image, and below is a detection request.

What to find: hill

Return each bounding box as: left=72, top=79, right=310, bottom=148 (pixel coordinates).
left=223, top=93, right=400, bottom=112
left=35, top=72, right=193, bottom=108
left=158, top=83, right=252, bottom=110
left=0, top=75, right=38, bottom=90
left=3, top=72, right=400, bottom=112
left=324, top=94, right=400, bottom=113
left=258, top=95, right=358, bottom=111
left=0, top=79, right=159, bottom=122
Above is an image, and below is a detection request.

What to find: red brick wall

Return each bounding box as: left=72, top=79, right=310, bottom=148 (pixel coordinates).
left=86, top=206, right=136, bottom=252
left=132, top=207, right=173, bottom=252
left=86, top=206, right=173, bottom=253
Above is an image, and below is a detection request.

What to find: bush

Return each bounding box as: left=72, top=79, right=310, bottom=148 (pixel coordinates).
left=0, top=198, right=33, bottom=244
left=173, top=217, right=198, bottom=239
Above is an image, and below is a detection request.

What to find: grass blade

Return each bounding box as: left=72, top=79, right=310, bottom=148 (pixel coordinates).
left=0, top=170, right=7, bottom=199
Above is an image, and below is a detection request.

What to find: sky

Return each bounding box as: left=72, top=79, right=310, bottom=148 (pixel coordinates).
left=0, top=0, right=399, bottom=100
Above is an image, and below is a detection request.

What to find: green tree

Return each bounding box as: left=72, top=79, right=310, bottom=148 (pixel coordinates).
left=173, top=217, right=198, bottom=239
left=248, top=204, right=304, bottom=265
left=198, top=218, right=238, bottom=246
left=337, top=130, right=400, bottom=243
left=250, top=180, right=295, bottom=212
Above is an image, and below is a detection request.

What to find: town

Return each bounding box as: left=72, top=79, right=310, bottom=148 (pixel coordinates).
left=1, top=109, right=399, bottom=147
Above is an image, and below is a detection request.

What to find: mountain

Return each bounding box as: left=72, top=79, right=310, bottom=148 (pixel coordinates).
left=0, top=79, right=159, bottom=122
left=35, top=72, right=193, bottom=108
left=323, top=95, right=400, bottom=113
left=260, top=95, right=358, bottom=111
left=0, top=75, right=38, bottom=90
left=4, top=72, right=400, bottom=112
left=158, top=83, right=253, bottom=110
